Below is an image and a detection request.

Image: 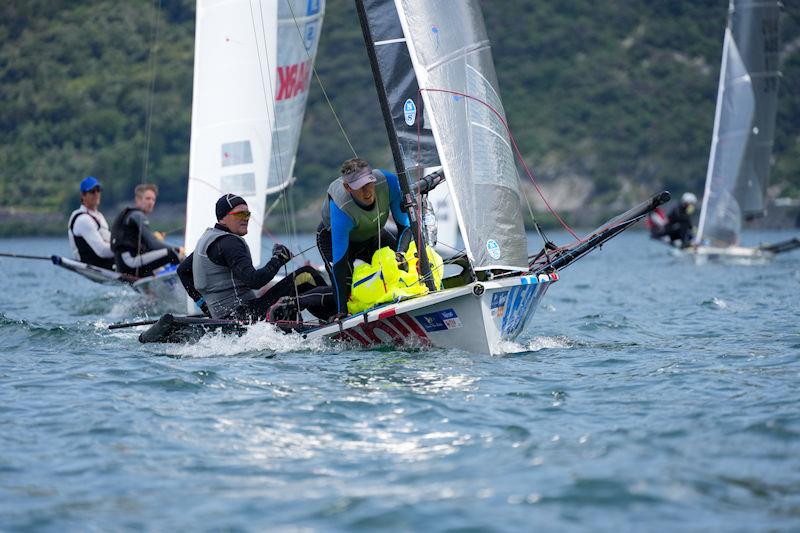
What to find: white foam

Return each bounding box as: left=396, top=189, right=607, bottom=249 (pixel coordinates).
left=495, top=336, right=572, bottom=354
left=163, top=322, right=328, bottom=358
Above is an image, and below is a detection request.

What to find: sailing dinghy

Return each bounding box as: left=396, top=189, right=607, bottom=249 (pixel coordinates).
left=689, top=0, right=798, bottom=261
left=137, top=0, right=667, bottom=353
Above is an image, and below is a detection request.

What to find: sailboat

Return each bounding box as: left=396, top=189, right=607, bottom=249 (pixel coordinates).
left=690, top=0, right=798, bottom=260
left=137, top=0, right=666, bottom=351
left=297, top=0, right=667, bottom=354
left=184, top=0, right=325, bottom=268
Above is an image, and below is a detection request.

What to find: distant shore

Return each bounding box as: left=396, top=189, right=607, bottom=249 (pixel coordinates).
left=3, top=201, right=798, bottom=238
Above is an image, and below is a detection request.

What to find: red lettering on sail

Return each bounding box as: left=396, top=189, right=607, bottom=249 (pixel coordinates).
left=276, top=61, right=312, bottom=101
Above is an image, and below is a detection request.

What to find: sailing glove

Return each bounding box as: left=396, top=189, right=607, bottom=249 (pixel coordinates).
left=272, top=243, right=292, bottom=265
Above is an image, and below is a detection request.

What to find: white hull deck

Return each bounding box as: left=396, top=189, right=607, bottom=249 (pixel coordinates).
left=304, top=273, right=557, bottom=355
left=131, top=265, right=188, bottom=309
left=682, top=244, right=772, bottom=265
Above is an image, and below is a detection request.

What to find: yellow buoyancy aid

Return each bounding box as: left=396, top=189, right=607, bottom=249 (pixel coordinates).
left=347, top=243, right=444, bottom=314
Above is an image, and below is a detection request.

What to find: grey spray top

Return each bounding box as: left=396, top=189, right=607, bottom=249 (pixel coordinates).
left=192, top=227, right=256, bottom=318
left=321, top=169, right=390, bottom=243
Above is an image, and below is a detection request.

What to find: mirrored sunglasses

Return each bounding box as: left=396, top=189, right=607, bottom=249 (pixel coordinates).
left=228, top=210, right=251, bottom=220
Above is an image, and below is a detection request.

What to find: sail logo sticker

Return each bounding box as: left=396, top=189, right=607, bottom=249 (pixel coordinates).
left=486, top=239, right=501, bottom=259
left=404, top=99, right=416, bottom=126
left=306, top=0, right=321, bottom=16
left=277, top=60, right=312, bottom=101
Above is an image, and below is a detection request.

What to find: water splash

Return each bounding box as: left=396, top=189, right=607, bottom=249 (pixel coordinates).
left=161, top=322, right=328, bottom=358
left=495, top=336, right=573, bottom=354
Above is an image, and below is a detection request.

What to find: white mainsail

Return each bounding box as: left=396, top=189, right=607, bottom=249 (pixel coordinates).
left=696, top=0, right=781, bottom=247
left=185, top=0, right=278, bottom=266
left=394, top=0, right=529, bottom=271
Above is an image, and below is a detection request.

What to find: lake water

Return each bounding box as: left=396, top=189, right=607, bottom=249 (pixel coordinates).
left=1, top=230, right=798, bottom=531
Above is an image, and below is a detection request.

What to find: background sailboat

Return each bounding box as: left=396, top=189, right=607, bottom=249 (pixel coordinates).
left=692, top=0, right=798, bottom=260
left=184, top=0, right=324, bottom=266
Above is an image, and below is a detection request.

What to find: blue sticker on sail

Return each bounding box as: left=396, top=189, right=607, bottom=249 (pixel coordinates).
left=306, top=0, right=321, bottom=16
left=304, top=23, right=316, bottom=51
left=415, top=308, right=462, bottom=332
left=404, top=99, right=416, bottom=126
left=486, top=239, right=501, bottom=259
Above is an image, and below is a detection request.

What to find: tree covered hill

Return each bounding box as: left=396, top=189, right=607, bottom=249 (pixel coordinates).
left=1, top=0, right=798, bottom=233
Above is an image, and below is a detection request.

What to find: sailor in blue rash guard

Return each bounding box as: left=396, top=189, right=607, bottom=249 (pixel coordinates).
left=316, top=157, right=412, bottom=317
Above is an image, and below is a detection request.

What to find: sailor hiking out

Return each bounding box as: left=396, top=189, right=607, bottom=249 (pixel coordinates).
left=178, top=194, right=334, bottom=322
left=111, top=184, right=182, bottom=277
left=67, top=176, right=115, bottom=270
left=653, top=192, right=698, bottom=248
left=316, top=158, right=412, bottom=318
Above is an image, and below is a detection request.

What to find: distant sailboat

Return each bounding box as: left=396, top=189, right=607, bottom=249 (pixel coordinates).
left=691, top=0, right=798, bottom=260
left=184, top=0, right=324, bottom=266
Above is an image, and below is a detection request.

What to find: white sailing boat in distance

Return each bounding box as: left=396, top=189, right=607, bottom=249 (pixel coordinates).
left=692, top=0, right=798, bottom=260
left=184, top=0, right=324, bottom=266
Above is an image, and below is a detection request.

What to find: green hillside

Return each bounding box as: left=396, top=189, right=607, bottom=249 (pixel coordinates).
left=1, top=0, right=798, bottom=234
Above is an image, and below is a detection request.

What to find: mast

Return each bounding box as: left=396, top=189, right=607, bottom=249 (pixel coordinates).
left=354, top=0, right=436, bottom=290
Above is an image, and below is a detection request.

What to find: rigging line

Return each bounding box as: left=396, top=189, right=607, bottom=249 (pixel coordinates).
left=137, top=0, right=162, bottom=278
left=141, top=0, right=162, bottom=185
left=419, top=88, right=580, bottom=241
left=249, top=1, right=290, bottom=240
left=284, top=0, right=357, bottom=158
left=519, top=182, right=553, bottom=261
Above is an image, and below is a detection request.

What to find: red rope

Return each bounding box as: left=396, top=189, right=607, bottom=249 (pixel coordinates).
left=417, top=88, right=580, bottom=241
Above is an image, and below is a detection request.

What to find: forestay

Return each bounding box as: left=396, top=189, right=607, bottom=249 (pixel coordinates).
left=697, top=0, right=781, bottom=247
left=394, top=0, right=528, bottom=271
left=185, top=0, right=278, bottom=265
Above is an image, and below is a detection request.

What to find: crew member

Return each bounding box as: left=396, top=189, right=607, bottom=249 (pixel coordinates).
left=657, top=192, right=698, bottom=247
left=316, top=158, right=411, bottom=317
left=111, top=183, right=182, bottom=277
left=178, top=194, right=334, bottom=322
left=67, top=176, right=115, bottom=269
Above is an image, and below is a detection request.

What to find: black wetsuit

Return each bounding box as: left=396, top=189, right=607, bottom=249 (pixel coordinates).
left=655, top=204, right=694, bottom=247
left=178, top=224, right=335, bottom=322
left=111, top=207, right=180, bottom=276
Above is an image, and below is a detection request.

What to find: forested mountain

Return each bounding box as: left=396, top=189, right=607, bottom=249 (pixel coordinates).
left=1, top=0, right=798, bottom=233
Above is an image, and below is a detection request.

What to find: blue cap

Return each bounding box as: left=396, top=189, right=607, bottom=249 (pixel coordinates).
left=80, top=176, right=102, bottom=193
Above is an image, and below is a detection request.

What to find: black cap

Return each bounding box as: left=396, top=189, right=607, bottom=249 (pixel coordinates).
left=216, top=194, right=247, bottom=221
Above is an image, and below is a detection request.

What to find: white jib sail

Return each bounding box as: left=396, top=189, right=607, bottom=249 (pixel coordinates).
left=267, top=0, right=325, bottom=195
left=185, top=0, right=279, bottom=266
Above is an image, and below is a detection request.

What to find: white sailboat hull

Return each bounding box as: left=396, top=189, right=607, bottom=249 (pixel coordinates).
left=683, top=244, right=772, bottom=265
left=131, top=266, right=187, bottom=308
left=304, top=273, right=557, bottom=355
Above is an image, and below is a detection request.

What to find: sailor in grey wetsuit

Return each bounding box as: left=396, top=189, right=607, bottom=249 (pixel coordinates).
left=110, top=183, right=182, bottom=277
left=177, top=194, right=335, bottom=322
left=67, top=176, right=115, bottom=270
left=316, top=158, right=411, bottom=317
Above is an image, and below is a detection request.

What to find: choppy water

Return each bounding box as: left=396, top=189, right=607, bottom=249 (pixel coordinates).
left=1, top=231, right=799, bottom=531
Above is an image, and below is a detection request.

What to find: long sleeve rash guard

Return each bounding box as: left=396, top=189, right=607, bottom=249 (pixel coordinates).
left=178, top=224, right=284, bottom=308
left=329, top=170, right=410, bottom=313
